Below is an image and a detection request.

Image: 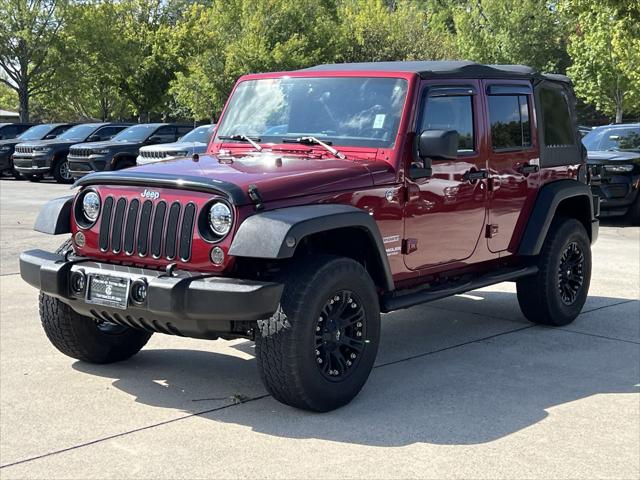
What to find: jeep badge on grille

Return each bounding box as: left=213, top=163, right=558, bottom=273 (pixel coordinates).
left=141, top=189, right=160, bottom=200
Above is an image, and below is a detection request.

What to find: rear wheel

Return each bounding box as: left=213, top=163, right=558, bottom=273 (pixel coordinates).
left=52, top=157, right=74, bottom=184
left=517, top=218, right=591, bottom=326
left=626, top=197, right=640, bottom=225
left=255, top=256, right=380, bottom=412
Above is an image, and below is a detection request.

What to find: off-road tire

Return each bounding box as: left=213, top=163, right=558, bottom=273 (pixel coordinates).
left=52, top=157, right=73, bottom=184
left=255, top=256, right=380, bottom=412
left=38, top=240, right=152, bottom=363
left=517, top=218, right=591, bottom=326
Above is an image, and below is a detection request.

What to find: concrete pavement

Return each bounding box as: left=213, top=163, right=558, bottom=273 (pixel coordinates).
left=1, top=178, right=638, bottom=479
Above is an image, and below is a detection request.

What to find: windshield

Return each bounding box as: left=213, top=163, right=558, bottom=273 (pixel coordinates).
left=582, top=126, right=640, bottom=152
left=57, top=124, right=99, bottom=141
left=215, top=77, right=408, bottom=148
left=17, top=124, right=57, bottom=141
left=112, top=124, right=158, bottom=142
left=180, top=125, right=215, bottom=144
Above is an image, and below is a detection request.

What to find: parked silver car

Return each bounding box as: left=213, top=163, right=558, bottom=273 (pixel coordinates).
left=136, top=124, right=216, bottom=165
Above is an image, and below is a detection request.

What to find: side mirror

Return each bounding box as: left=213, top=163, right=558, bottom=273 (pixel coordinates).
left=87, top=134, right=101, bottom=142
left=418, top=129, right=458, bottom=160
left=411, top=129, right=459, bottom=179
left=147, top=135, right=162, bottom=144
left=44, top=134, right=57, bottom=140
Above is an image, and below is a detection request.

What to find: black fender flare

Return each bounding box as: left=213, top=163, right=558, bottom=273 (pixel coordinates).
left=229, top=204, right=395, bottom=291
left=518, top=179, right=598, bottom=256
left=34, top=195, right=73, bottom=235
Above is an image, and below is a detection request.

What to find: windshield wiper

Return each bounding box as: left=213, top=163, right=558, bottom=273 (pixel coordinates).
left=282, top=136, right=345, bottom=159
left=219, top=134, right=263, bottom=152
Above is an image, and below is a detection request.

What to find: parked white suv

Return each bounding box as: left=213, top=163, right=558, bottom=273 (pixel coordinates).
left=136, top=124, right=216, bottom=165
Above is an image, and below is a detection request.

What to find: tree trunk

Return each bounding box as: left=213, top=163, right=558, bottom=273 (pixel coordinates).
left=615, top=102, right=623, bottom=124
left=18, top=84, right=29, bottom=123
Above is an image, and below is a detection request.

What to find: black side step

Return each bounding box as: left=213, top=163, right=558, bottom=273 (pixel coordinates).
left=381, top=265, right=538, bottom=313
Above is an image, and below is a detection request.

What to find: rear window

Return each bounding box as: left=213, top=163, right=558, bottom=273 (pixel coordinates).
left=488, top=95, right=531, bottom=150
left=540, top=87, right=575, bottom=147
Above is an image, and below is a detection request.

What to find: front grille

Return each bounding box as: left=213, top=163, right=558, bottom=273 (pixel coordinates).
left=98, top=196, right=196, bottom=261
left=140, top=150, right=170, bottom=159
left=15, top=146, right=33, bottom=154
left=70, top=147, right=93, bottom=157
left=605, top=184, right=629, bottom=198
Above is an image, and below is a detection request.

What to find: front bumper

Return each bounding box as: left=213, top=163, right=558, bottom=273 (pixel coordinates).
left=0, top=154, right=11, bottom=171
left=68, top=154, right=110, bottom=178
left=20, top=249, right=284, bottom=339
left=13, top=153, right=53, bottom=174
left=590, top=172, right=640, bottom=216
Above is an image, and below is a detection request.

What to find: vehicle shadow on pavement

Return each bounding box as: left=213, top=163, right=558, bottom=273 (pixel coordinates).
left=72, top=291, right=639, bottom=447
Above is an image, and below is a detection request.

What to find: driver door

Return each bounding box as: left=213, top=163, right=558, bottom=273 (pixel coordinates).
left=403, top=80, right=488, bottom=270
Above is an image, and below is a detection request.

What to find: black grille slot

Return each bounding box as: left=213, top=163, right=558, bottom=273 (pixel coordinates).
left=99, top=197, right=114, bottom=251
left=179, top=203, right=196, bottom=261
left=164, top=202, right=181, bottom=259
left=111, top=198, right=127, bottom=253
left=150, top=201, right=167, bottom=258
left=137, top=200, right=153, bottom=256
left=123, top=199, right=140, bottom=255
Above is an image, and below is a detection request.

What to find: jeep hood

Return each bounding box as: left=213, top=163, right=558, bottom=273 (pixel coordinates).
left=81, top=151, right=390, bottom=204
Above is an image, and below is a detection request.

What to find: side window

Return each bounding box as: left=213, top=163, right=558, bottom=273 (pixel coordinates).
left=177, top=126, right=193, bottom=137
left=0, top=126, right=17, bottom=139
left=154, top=126, right=176, bottom=141
left=540, top=87, right=575, bottom=147
left=488, top=95, right=531, bottom=150
left=50, top=125, right=71, bottom=137
left=93, top=126, right=123, bottom=140
left=420, top=95, right=474, bottom=152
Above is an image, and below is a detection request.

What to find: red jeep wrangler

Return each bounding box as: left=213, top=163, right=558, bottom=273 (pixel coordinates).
left=20, top=61, right=599, bottom=412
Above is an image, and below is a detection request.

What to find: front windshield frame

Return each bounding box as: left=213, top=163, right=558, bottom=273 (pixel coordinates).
left=214, top=76, right=410, bottom=149
left=17, top=124, right=57, bottom=141
left=57, top=124, right=99, bottom=142
left=112, top=124, right=159, bottom=142
left=582, top=126, right=640, bottom=152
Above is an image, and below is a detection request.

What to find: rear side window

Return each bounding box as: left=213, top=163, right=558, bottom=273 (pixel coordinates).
left=420, top=95, right=474, bottom=152
left=177, top=126, right=193, bottom=136
left=540, top=87, right=574, bottom=147
left=488, top=95, right=531, bottom=150
left=95, top=126, right=126, bottom=139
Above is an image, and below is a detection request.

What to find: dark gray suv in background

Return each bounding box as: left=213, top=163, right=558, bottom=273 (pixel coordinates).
left=13, top=123, right=130, bottom=183
left=68, top=123, right=193, bottom=178
left=0, top=123, right=74, bottom=179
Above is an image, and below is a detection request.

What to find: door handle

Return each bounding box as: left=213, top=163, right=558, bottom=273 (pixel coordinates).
left=463, top=169, right=489, bottom=182
left=519, top=163, right=540, bottom=175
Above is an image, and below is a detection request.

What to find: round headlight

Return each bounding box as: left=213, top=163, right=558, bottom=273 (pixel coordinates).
left=208, top=202, right=233, bottom=236
left=82, top=191, right=101, bottom=222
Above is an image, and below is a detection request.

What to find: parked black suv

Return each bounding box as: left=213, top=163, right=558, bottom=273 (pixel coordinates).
left=0, top=123, right=74, bottom=179
left=68, top=123, right=193, bottom=178
left=0, top=123, right=34, bottom=140
left=583, top=123, right=640, bottom=224
left=13, top=123, right=131, bottom=183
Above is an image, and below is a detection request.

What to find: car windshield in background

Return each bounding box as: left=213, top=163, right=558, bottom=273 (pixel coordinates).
left=17, top=125, right=57, bottom=141
left=112, top=124, right=158, bottom=142
left=582, top=126, right=640, bottom=152
left=181, top=125, right=215, bottom=144
left=215, top=77, right=409, bottom=148
left=57, top=124, right=99, bottom=142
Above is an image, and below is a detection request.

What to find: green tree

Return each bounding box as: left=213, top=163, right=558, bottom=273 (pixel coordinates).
left=562, top=0, right=640, bottom=122
left=335, top=0, right=457, bottom=63
left=0, top=82, right=19, bottom=111
left=0, top=0, right=69, bottom=121
left=453, top=0, right=569, bottom=72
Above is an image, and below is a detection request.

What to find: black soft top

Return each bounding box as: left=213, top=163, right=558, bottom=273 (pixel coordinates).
left=301, top=61, right=571, bottom=83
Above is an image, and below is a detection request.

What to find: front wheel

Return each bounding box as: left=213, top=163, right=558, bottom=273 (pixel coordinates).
left=52, top=158, right=74, bottom=184
left=626, top=197, right=640, bottom=225
left=517, top=218, right=592, bottom=326
left=255, top=256, right=380, bottom=412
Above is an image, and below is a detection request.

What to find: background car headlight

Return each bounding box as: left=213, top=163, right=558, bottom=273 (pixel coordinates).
left=603, top=164, right=634, bottom=173
left=82, top=191, right=101, bottom=222
left=93, top=148, right=110, bottom=154
left=33, top=147, right=53, bottom=153
left=208, top=202, right=233, bottom=236
left=0, top=146, right=11, bottom=152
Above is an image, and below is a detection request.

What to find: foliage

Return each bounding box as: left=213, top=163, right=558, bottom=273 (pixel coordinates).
left=0, top=0, right=69, bottom=121
left=0, top=82, right=19, bottom=111
left=562, top=0, right=640, bottom=122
